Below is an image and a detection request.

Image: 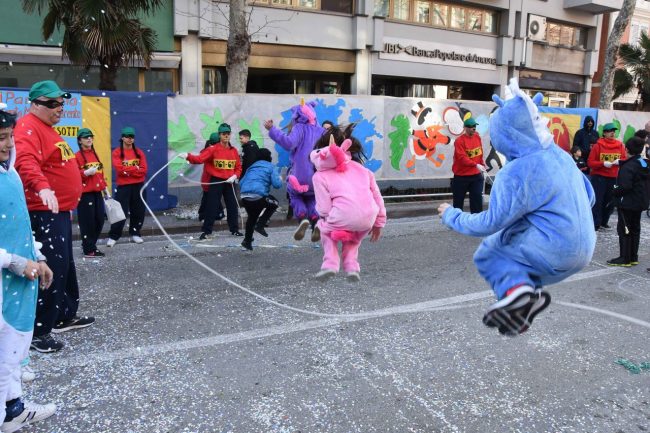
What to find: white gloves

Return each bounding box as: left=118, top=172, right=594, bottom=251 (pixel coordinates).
left=178, top=152, right=188, bottom=159
left=83, top=166, right=98, bottom=176
left=476, top=164, right=487, bottom=172
left=603, top=161, right=613, bottom=168
left=612, top=159, right=620, bottom=166
left=38, top=188, right=59, bottom=214
left=226, top=175, right=238, bottom=184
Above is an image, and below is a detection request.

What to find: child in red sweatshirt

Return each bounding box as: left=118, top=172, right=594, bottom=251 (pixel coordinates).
left=588, top=123, right=626, bottom=231
left=107, top=126, right=148, bottom=246
left=75, top=128, right=107, bottom=257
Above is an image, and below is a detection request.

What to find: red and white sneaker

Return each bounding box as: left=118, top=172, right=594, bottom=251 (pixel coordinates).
left=482, top=285, right=551, bottom=336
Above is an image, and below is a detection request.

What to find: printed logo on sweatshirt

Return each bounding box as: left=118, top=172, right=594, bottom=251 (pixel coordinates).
left=83, top=162, right=103, bottom=171
left=465, top=147, right=483, bottom=158
left=55, top=141, right=75, bottom=161
left=214, top=159, right=236, bottom=170
left=600, top=153, right=621, bottom=162
left=122, top=159, right=140, bottom=167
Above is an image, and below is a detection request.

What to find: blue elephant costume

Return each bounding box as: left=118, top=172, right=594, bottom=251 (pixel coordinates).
left=441, top=79, right=596, bottom=336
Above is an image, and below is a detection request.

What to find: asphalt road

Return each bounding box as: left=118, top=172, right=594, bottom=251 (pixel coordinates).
left=23, top=212, right=650, bottom=433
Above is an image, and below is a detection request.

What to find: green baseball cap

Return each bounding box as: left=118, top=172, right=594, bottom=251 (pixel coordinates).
left=602, top=123, right=618, bottom=132
left=463, top=118, right=478, bottom=127
left=208, top=132, right=220, bottom=143
left=28, top=80, right=71, bottom=101
left=217, top=123, right=231, bottom=134
left=121, top=126, right=135, bottom=136
left=77, top=128, right=94, bottom=138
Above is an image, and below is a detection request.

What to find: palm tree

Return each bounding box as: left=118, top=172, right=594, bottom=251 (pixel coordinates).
left=22, top=0, right=164, bottom=90
left=613, top=31, right=650, bottom=111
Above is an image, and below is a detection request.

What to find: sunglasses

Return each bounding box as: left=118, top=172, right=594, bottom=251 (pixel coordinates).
left=122, top=135, right=135, bottom=139
left=33, top=99, right=65, bottom=109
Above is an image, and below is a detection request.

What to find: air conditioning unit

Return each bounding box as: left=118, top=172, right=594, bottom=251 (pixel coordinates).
left=528, top=15, right=547, bottom=41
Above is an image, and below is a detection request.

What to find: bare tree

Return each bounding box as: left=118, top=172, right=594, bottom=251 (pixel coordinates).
left=226, top=0, right=251, bottom=93
left=598, top=0, right=637, bottom=109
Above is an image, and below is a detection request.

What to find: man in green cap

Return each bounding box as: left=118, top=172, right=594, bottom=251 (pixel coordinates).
left=13, top=80, right=95, bottom=354
left=451, top=117, right=487, bottom=213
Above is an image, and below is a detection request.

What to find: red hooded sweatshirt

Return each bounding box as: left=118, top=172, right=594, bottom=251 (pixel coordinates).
left=588, top=137, right=626, bottom=178
left=112, top=146, right=148, bottom=186
left=75, top=148, right=107, bottom=193
left=14, top=113, right=82, bottom=211
left=187, top=143, right=242, bottom=180
left=452, top=133, right=485, bottom=176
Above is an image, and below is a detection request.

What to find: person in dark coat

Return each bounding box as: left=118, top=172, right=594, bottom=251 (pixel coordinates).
left=607, top=136, right=650, bottom=267
left=239, top=129, right=259, bottom=178
left=572, top=115, right=599, bottom=173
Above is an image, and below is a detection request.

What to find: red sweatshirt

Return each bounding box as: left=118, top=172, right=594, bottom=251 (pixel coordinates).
left=587, top=137, right=626, bottom=178
left=14, top=113, right=82, bottom=211
left=75, top=149, right=107, bottom=193
left=112, top=146, right=148, bottom=186
left=452, top=133, right=485, bottom=176
left=187, top=144, right=242, bottom=180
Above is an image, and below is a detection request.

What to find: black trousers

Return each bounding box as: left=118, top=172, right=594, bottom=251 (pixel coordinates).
left=30, top=211, right=80, bottom=336
left=617, top=208, right=642, bottom=262
left=77, top=191, right=105, bottom=254
left=451, top=174, right=484, bottom=214
left=202, top=177, right=239, bottom=234
left=242, top=195, right=279, bottom=242
left=591, top=175, right=616, bottom=228
left=109, top=183, right=146, bottom=240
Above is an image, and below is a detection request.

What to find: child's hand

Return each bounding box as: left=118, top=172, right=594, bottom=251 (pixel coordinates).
left=438, top=202, right=451, bottom=217
left=369, top=226, right=382, bottom=242
left=38, top=261, right=53, bottom=289
left=22, top=260, right=40, bottom=281
left=263, top=120, right=274, bottom=130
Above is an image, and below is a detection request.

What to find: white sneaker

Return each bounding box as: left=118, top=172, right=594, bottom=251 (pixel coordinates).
left=130, top=236, right=144, bottom=244
left=314, top=269, right=336, bottom=281
left=106, top=238, right=116, bottom=248
left=293, top=219, right=310, bottom=241
left=1, top=400, right=56, bottom=433
left=346, top=272, right=361, bottom=282
left=21, top=365, right=35, bottom=383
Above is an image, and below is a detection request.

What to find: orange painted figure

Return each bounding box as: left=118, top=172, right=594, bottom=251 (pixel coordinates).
left=406, top=124, right=451, bottom=173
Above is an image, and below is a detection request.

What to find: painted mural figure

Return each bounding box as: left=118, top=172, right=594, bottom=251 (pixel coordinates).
left=264, top=99, right=325, bottom=242
left=438, top=78, right=596, bottom=337
left=310, top=127, right=386, bottom=282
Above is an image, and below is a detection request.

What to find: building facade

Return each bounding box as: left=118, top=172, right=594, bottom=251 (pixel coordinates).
left=177, top=0, right=620, bottom=107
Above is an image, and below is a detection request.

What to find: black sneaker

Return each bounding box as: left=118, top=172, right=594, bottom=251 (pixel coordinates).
left=483, top=286, right=551, bottom=336
left=51, top=316, right=95, bottom=334
left=197, top=232, right=212, bottom=242
left=241, top=240, right=253, bottom=251
left=83, top=250, right=105, bottom=258
left=254, top=225, right=268, bottom=237
left=607, top=256, right=631, bottom=267
left=30, top=334, right=64, bottom=353
left=231, top=231, right=244, bottom=237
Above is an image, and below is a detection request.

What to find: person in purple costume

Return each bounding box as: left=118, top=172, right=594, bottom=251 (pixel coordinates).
left=264, top=99, right=325, bottom=242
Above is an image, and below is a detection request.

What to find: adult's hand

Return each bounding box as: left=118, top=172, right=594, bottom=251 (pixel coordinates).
left=226, top=175, right=238, bottom=184
left=476, top=164, right=487, bottom=172
left=438, top=202, right=451, bottom=217
left=263, top=120, right=273, bottom=131
left=178, top=152, right=188, bottom=159
left=603, top=161, right=613, bottom=168
left=83, top=166, right=98, bottom=176
left=38, top=188, right=59, bottom=213
left=22, top=260, right=40, bottom=281
left=38, top=261, right=53, bottom=289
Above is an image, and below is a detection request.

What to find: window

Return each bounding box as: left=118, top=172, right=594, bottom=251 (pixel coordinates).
left=545, top=21, right=586, bottom=49
left=393, top=0, right=409, bottom=20
left=630, top=21, right=649, bottom=45
left=374, top=0, right=496, bottom=34
left=416, top=1, right=430, bottom=23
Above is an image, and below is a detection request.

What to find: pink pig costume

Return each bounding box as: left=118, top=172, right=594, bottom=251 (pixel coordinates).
left=310, top=138, right=387, bottom=273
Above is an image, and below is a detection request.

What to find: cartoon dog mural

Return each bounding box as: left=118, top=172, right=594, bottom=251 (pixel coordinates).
left=406, top=101, right=451, bottom=173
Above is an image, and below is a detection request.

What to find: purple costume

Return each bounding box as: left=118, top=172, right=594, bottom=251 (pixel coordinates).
left=268, top=101, right=325, bottom=221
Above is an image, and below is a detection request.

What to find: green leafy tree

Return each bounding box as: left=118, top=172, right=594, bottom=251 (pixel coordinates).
left=22, top=0, right=164, bottom=90
left=613, top=32, right=650, bottom=111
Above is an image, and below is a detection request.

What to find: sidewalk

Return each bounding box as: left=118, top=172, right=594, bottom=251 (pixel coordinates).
left=71, top=200, right=442, bottom=240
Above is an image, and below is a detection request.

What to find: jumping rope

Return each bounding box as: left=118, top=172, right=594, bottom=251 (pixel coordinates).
left=140, top=155, right=406, bottom=320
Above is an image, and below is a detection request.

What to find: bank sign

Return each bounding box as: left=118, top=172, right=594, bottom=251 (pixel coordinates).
left=379, top=38, right=497, bottom=71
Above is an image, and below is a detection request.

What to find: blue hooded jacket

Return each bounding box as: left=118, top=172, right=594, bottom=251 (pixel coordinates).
left=240, top=160, right=282, bottom=197
left=442, top=79, right=596, bottom=275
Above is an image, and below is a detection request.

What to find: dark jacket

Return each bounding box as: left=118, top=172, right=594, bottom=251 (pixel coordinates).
left=573, top=115, right=599, bottom=161
left=241, top=141, right=260, bottom=178
left=613, top=155, right=650, bottom=211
